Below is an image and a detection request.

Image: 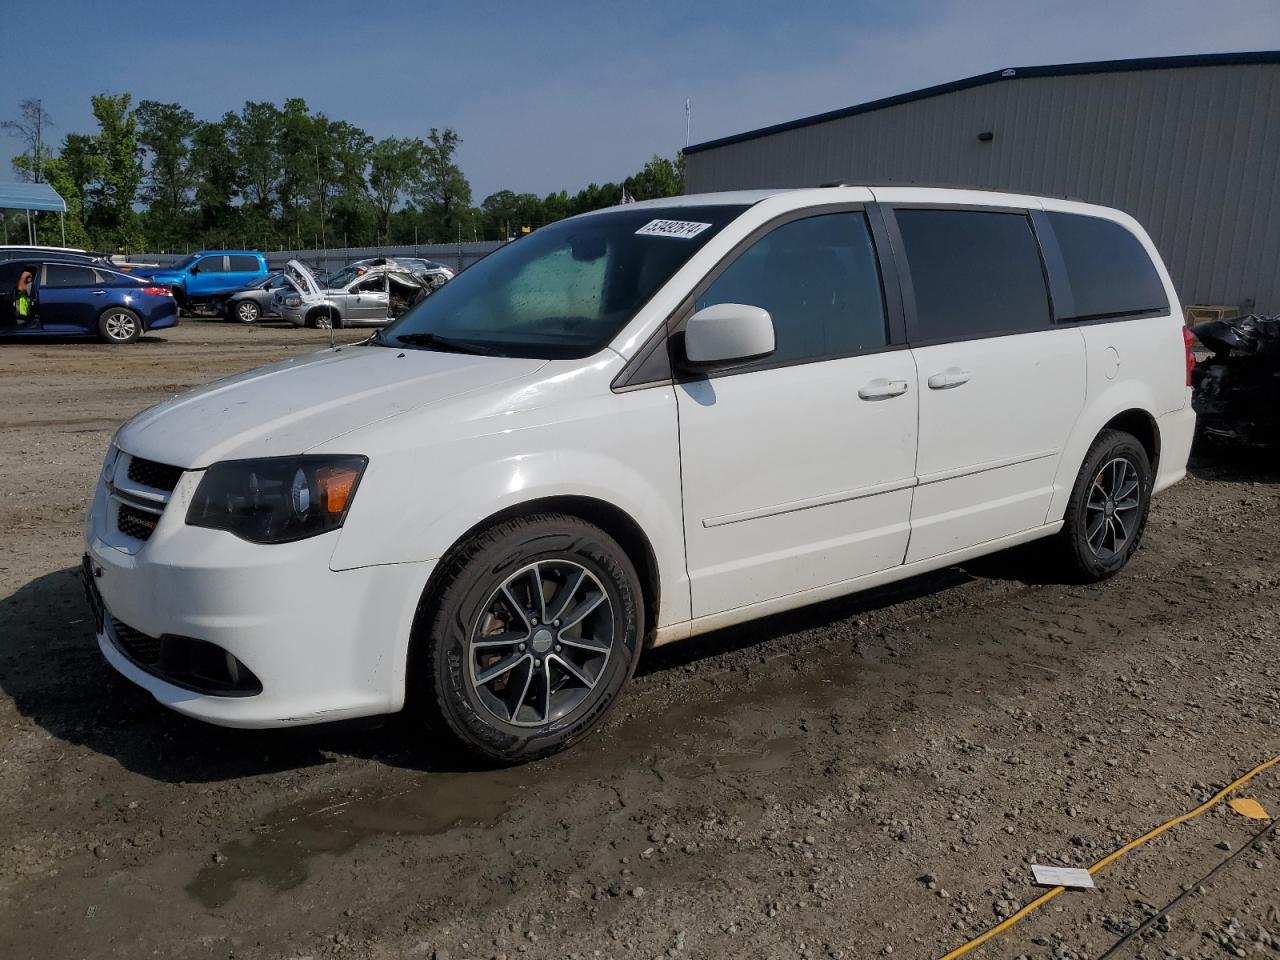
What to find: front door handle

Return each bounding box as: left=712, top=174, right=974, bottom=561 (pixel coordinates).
left=927, top=367, right=972, bottom=390
left=91, top=290, right=108, bottom=296
left=858, top=378, right=910, bottom=401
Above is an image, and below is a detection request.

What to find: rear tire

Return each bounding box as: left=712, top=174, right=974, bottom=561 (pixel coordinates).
left=1051, top=429, right=1153, bottom=582
left=232, top=300, right=261, bottom=324
left=411, top=513, right=644, bottom=764
left=97, top=307, right=141, bottom=344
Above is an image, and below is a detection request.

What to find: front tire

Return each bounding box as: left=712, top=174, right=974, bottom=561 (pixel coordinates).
left=413, top=514, right=644, bottom=764
left=1053, top=429, right=1153, bottom=582
left=97, top=307, right=141, bottom=344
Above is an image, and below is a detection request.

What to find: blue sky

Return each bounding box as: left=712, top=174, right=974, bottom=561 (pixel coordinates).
left=4, top=0, right=1279, bottom=199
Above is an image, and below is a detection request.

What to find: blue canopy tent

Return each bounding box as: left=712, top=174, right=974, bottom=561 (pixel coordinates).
left=0, top=181, right=68, bottom=246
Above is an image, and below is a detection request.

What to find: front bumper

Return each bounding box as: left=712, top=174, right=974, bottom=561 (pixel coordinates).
left=84, top=460, right=433, bottom=727
left=275, top=301, right=308, bottom=326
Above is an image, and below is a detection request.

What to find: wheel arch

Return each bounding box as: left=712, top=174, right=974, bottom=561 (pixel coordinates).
left=1046, top=379, right=1165, bottom=524
left=410, top=494, right=661, bottom=651
left=306, top=305, right=338, bottom=326
left=1101, top=408, right=1160, bottom=472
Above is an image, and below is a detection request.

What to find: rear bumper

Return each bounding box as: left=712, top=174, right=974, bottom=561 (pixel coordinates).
left=1154, top=394, right=1196, bottom=494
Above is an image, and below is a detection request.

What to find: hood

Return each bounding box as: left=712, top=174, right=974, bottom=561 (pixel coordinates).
left=285, top=259, right=324, bottom=301
left=115, top=345, right=549, bottom=468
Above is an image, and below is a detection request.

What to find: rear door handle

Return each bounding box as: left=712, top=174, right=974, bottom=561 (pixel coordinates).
left=858, top=378, right=910, bottom=401
left=91, top=290, right=108, bottom=296
left=927, top=367, right=971, bottom=390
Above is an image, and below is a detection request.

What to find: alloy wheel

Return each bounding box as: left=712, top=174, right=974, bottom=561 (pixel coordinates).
left=236, top=301, right=259, bottom=323
left=102, top=310, right=138, bottom=342
left=468, top=560, right=616, bottom=727
left=314, top=313, right=333, bottom=329
left=1085, top=456, right=1141, bottom=559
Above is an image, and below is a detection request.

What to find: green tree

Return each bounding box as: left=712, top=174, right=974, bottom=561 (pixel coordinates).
left=137, top=100, right=198, bottom=248
left=190, top=115, right=242, bottom=247
left=228, top=101, right=281, bottom=214
left=414, top=127, right=471, bottom=241
left=623, top=154, right=684, bottom=201
left=369, top=136, right=423, bottom=242
left=1, top=98, right=54, bottom=182
left=84, top=93, right=144, bottom=251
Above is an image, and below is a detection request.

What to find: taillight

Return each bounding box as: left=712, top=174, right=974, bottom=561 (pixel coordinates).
left=1182, top=326, right=1197, bottom=386
left=140, top=286, right=172, bottom=297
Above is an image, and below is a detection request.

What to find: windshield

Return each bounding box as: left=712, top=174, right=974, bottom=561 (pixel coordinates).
left=324, top=265, right=362, bottom=289
left=169, top=254, right=198, bottom=271
left=380, top=204, right=748, bottom=359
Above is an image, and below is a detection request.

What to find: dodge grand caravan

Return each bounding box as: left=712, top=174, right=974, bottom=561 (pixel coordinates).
left=83, top=187, right=1195, bottom=762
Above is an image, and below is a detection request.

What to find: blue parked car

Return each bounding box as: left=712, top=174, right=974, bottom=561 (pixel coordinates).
left=137, top=250, right=269, bottom=313
left=0, top=257, right=178, bottom=344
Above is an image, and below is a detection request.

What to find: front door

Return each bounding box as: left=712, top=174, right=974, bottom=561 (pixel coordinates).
left=349, top=275, right=390, bottom=322
left=675, top=210, right=918, bottom=619
left=35, top=262, right=103, bottom=332
left=886, top=206, right=1086, bottom=562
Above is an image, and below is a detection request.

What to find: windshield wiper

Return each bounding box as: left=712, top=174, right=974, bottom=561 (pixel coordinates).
left=393, top=332, right=497, bottom=355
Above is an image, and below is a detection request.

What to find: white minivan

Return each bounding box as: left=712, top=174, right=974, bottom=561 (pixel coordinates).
left=83, top=187, right=1196, bottom=762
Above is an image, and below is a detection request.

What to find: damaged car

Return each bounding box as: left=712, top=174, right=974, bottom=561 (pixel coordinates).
left=273, top=259, right=430, bottom=329
left=1190, top=313, right=1280, bottom=447
left=350, top=256, right=454, bottom=289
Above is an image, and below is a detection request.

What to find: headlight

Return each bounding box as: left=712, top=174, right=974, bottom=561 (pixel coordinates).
left=186, top=455, right=367, bottom=544
left=284, top=296, right=302, bottom=308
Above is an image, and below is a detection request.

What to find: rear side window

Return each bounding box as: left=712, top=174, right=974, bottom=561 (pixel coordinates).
left=43, top=264, right=97, bottom=288
left=896, top=209, right=1050, bottom=342
left=1046, top=213, right=1168, bottom=321
left=695, top=212, right=888, bottom=365
left=227, top=255, right=259, bottom=273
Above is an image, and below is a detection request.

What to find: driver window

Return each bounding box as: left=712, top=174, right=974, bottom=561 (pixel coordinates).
left=695, top=212, right=888, bottom=366
left=195, top=256, right=224, bottom=273
left=354, top=276, right=385, bottom=293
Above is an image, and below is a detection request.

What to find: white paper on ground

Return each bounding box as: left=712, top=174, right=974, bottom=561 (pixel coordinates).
left=1031, top=865, right=1095, bottom=889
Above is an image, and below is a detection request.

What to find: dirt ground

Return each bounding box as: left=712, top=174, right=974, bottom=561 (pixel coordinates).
left=1, top=322, right=1278, bottom=960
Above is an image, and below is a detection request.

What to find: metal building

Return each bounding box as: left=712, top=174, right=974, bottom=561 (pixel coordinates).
left=683, top=52, right=1280, bottom=314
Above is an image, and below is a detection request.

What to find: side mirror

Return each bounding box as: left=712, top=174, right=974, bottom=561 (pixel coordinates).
left=189, top=265, right=199, bottom=275
left=682, top=303, right=775, bottom=369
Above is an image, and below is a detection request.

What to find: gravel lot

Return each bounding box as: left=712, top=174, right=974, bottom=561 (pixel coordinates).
left=1, top=322, right=1278, bottom=960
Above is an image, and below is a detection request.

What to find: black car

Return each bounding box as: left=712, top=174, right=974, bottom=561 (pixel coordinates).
left=224, top=272, right=292, bottom=323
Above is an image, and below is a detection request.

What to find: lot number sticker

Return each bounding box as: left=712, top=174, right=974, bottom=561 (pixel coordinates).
left=636, top=219, right=712, bottom=239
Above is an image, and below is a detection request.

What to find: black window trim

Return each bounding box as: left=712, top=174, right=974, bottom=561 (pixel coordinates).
left=612, top=202, right=908, bottom=391
left=1030, top=209, right=1171, bottom=326
left=882, top=203, right=1057, bottom=349
left=197, top=255, right=227, bottom=272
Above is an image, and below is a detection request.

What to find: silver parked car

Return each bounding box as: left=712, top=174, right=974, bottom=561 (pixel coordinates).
left=273, top=260, right=430, bottom=329
left=224, top=272, right=291, bottom=323
left=351, top=256, right=455, bottom=288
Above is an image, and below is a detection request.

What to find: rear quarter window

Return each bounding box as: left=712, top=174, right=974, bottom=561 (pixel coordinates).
left=1046, top=212, right=1169, bottom=321
left=896, top=209, right=1051, bottom=342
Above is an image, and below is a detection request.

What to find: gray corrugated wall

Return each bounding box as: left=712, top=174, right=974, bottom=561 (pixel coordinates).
left=685, top=64, right=1280, bottom=313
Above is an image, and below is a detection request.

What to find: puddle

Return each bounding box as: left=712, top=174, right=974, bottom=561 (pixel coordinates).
left=187, top=768, right=525, bottom=909
left=187, top=646, right=878, bottom=911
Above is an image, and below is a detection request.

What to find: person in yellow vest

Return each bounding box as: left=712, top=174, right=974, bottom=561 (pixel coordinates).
left=15, top=269, right=34, bottom=325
